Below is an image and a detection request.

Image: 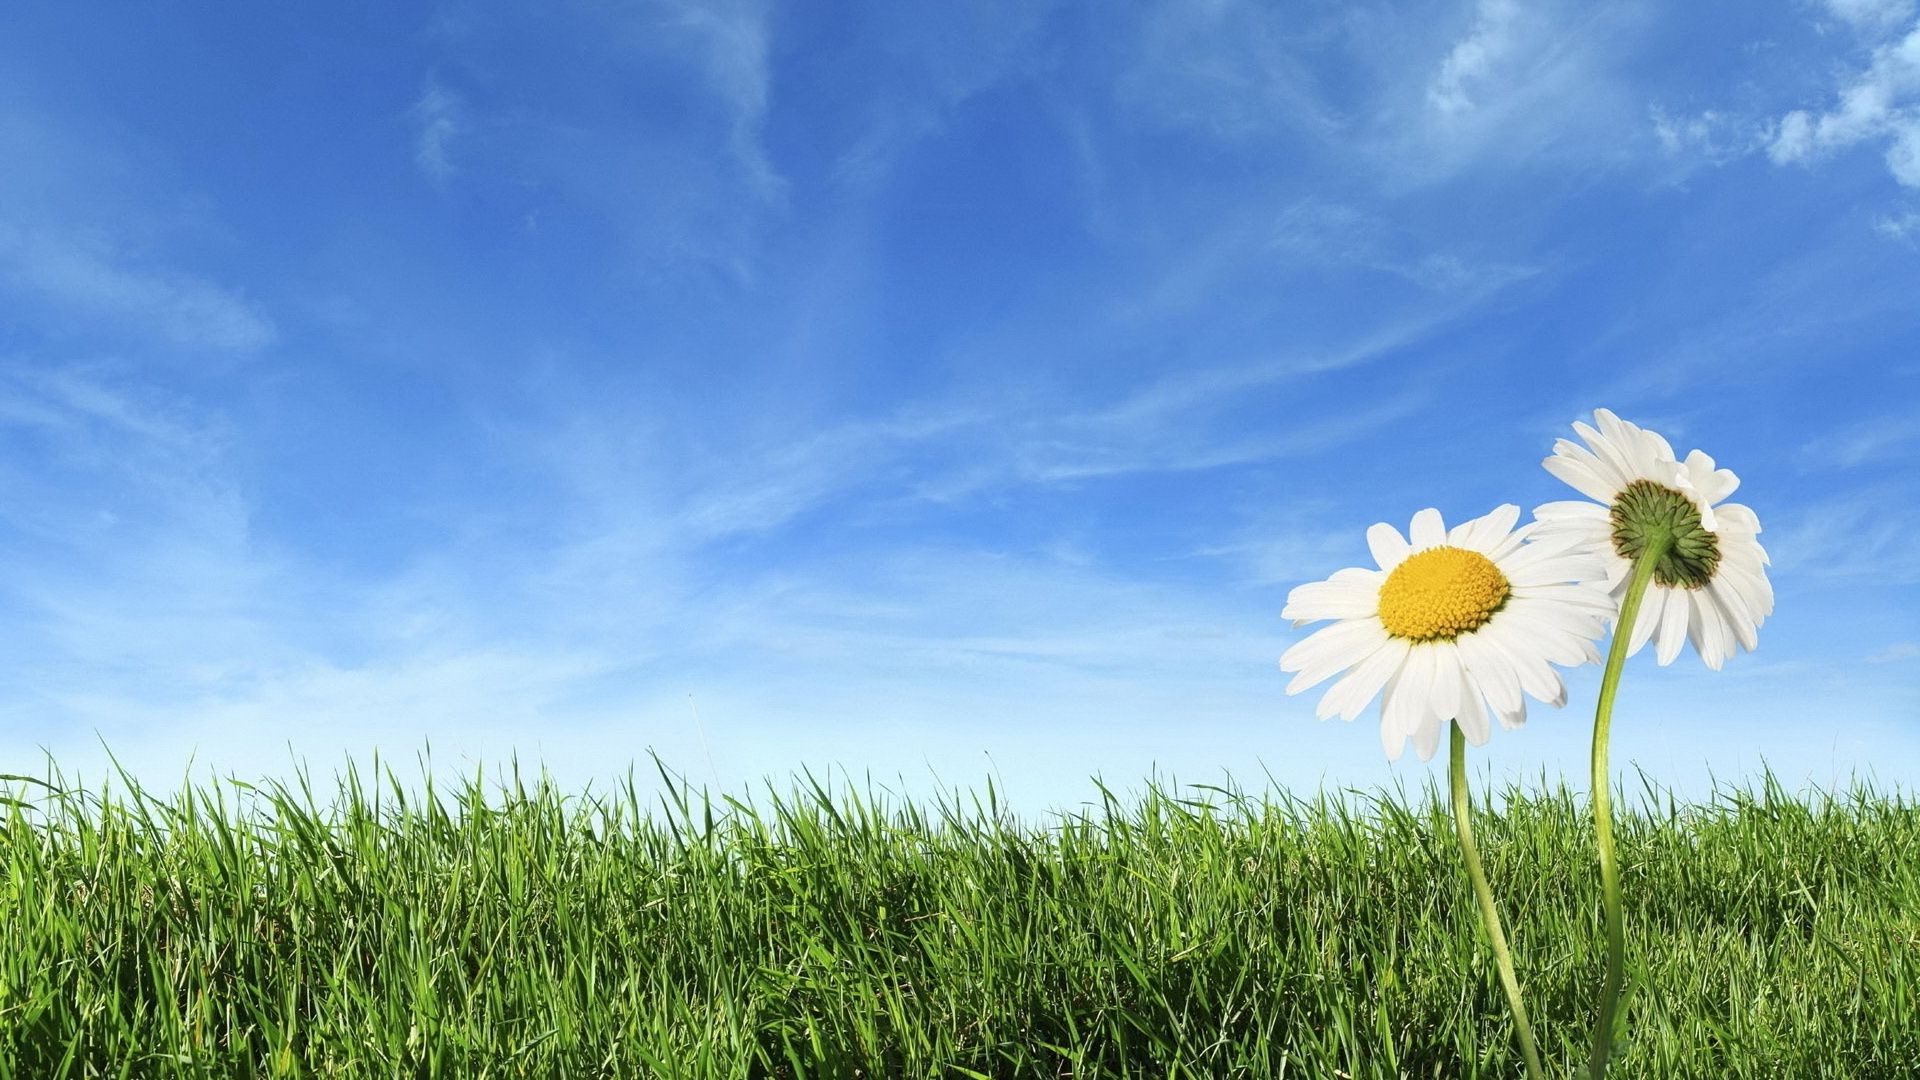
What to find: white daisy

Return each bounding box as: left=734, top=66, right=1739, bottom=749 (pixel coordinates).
left=1279, top=505, right=1613, bottom=762
left=1532, top=408, right=1773, bottom=670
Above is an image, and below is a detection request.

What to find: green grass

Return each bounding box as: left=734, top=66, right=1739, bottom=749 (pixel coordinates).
left=1, top=757, right=1915, bottom=1078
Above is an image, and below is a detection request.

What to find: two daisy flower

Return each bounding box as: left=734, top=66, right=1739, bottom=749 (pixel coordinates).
left=1281, top=408, right=1772, bottom=762
left=1278, top=408, right=1773, bottom=1078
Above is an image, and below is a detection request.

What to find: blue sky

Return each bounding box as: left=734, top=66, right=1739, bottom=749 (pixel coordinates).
left=2, top=0, right=1916, bottom=814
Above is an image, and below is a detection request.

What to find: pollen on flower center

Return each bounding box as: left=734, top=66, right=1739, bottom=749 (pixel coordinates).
left=1376, top=546, right=1511, bottom=642
left=1609, top=479, right=1721, bottom=589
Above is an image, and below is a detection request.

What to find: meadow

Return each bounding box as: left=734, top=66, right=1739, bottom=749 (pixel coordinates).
left=0, top=759, right=1914, bottom=1078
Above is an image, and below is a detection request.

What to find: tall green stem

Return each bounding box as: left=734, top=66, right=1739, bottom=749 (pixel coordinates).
left=1587, top=539, right=1668, bottom=1078
left=1450, top=723, right=1545, bottom=1080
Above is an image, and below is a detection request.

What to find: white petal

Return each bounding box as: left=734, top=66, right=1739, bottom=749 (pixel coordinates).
left=1684, top=449, right=1740, bottom=506
left=1548, top=437, right=1612, bottom=480
left=1408, top=508, right=1447, bottom=550
left=1283, top=618, right=1389, bottom=693
left=1496, top=699, right=1528, bottom=730
left=1705, top=587, right=1739, bottom=666
left=1411, top=714, right=1446, bottom=762
left=1575, top=419, right=1639, bottom=487
left=1679, top=450, right=1721, bottom=530
left=1455, top=630, right=1522, bottom=715
left=1383, top=645, right=1440, bottom=755
left=1481, top=624, right=1564, bottom=705
left=1490, top=606, right=1599, bottom=667
left=1486, top=527, right=1535, bottom=563
left=1703, top=576, right=1757, bottom=651
left=1282, top=567, right=1384, bottom=624
left=1503, top=543, right=1609, bottom=587
left=1532, top=500, right=1611, bottom=525
left=1319, top=637, right=1411, bottom=722
left=1626, top=587, right=1664, bottom=658
left=1719, top=559, right=1773, bottom=626
left=1511, top=582, right=1616, bottom=622
left=1452, top=651, right=1492, bottom=747
left=1654, top=586, right=1692, bottom=666
left=1706, top=581, right=1758, bottom=654
left=1532, top=667, right=1567, bottom=709
left=1450, top=504, right=1521, bottom=553
left=1378, top=669, right=1410, bottom=760
left=1543, top=454, right=1617, bottom=504
left=1366, top=522, right=1411, bottom=571
left=1686, top=591, right=1724, bottom=671
left=1714, top=503, right=1762, bottom=536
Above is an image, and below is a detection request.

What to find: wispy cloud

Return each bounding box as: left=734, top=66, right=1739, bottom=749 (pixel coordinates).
left=831, top=3, right=1058, bottom=190
left=0, top=225, right=274, bottom=353
left=651, top=0, right=782, bottom=200
left=1876, top=205, right=1920, bottom=236
left=1427, top=0, right=1525, bottom=116
left=1650, top=105, right=1767, bottom=169
left=1865, top=640, right=1920, bottom=663
left=1012, top=391, right=1429, bottom=485
left=0, top=363, right=294, bottom=709
left=1268, top=197, right=1539, bottom=292
left=1822, top=0, right=1917, bottom=33
left=418, top=0, right=785, bottom=279
left=1117, top=0, right=1345, bottom=142
left=1768, top=19, right=1920, bottom=187
left=1797, top=414, right=1920, bottom=467
left=1373, top=0, right=1649, bottom=185
left=411, top=80, right=466, bottom=182
left=1768, top=488, right=1920, bottom=584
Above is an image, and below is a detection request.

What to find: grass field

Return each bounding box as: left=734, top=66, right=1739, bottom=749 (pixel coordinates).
left=1, top=758, right=1915, bottom=1078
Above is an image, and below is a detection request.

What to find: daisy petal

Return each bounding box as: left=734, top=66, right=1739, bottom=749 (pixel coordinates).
left=1455, top=630, right=1522, bottom=715
left=1627, top=587, right=1665, bottom=658
left=1411, top=713, right=1446, bottom=762
left=1282, top=567, right=1384, bottom=624
left=1452, top=503, right=1521, bottom=553
left=1452, top=653, right=1492, bottom=746
left=1366, top=522, right=1411, bottom=571
left=1408, top=508, right=1447, bottom=550
left=1282, top=619, right=1389, bottom=693
left=1378, top=669, right=1410, bottom=760
left=1319, top=637, right=1411, bottom=722
left=1655, top=586, right=1692, bottom=665
left=1543, top=455, right=1617, bottom=503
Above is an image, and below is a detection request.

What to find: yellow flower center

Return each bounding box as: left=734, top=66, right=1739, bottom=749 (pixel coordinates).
left=1377, top=546, right=1511, bottom=642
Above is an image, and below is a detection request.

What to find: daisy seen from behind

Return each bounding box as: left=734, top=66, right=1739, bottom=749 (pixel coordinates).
left=1532, top=407, right=1773, bottom=670
left=1531, top=408, right=1774, bottom=1079
left=1280, top=503, right=1612, bottom=1080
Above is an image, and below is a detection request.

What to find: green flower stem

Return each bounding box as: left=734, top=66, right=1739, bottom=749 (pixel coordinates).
left=1587, top=537, right=1670, bottom=1079
left=1450, top=722, right=1545, bottom=1080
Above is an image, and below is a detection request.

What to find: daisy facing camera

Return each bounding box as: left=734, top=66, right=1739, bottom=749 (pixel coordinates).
left=1279, top=503, right=1612, bottom=761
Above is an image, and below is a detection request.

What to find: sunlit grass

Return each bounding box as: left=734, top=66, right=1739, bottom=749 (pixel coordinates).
left=1, top=756, right=1914, bottom=1077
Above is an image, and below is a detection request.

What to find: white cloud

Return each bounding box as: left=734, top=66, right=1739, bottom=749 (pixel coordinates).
left=829, top=2, right=1058, bottom=190
left=1428, top=0, right=1525, bottom=116
left=0, top=224, right=274, bottom=353
left=1379, top=1, right=1647, bottom=185
left=416, top=0, right=786, bottom=281
left=1768, top=21, right=1920, bottom=186
left=651, top=0, right=782, bottom=200
left=1865, top=640, right=1920, bottom=663
left=1822, top=0, right=1917, bottom=32
left=1117, top=0, right=1344, bottom=142
left=1651, top=106, right=1766, bottom=166
left=1269, top=197, right=1540, bottom=292
left=1875, top=205, right=1920, bottom=236
left=1768, top=490, right=1920, bottom=584
left=1797, top=415, right=1920, bottom=466
left=412, top=81, right=466, bottom=182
